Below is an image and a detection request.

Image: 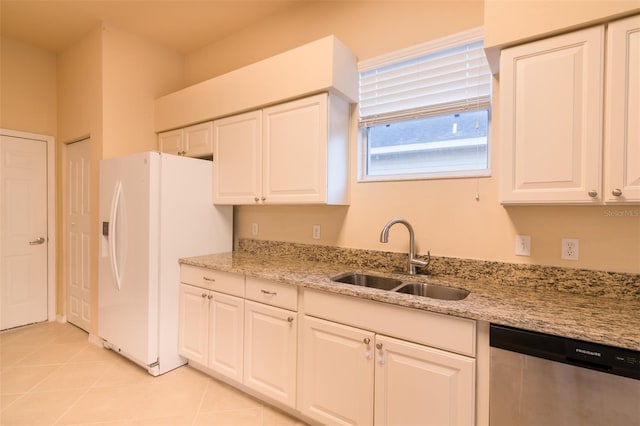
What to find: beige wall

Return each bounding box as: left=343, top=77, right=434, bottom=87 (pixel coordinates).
left=57, top=26, right=103, bottom=330
left=56, top=24, right=183, bottom=332
left=186, top=1, right=640, bottom=274
left=185, top=1, right=483, bottom=85
left=102, top=25, right=184, bottom=158
left=0, top=37, right=57, bottom=136
left=484, top=0, right=640, bottom=49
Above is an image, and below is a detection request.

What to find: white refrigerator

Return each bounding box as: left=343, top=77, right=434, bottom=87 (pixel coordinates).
left=98, top=151, right=232, bottom=376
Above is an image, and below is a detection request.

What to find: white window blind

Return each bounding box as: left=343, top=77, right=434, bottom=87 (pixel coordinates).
left=359, top=28, right=492, bottom=127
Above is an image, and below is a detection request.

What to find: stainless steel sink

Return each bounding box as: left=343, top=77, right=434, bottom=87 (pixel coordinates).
left=394, top=282, right=469, bottom=300
left=331, top=273, right=403, bottom=291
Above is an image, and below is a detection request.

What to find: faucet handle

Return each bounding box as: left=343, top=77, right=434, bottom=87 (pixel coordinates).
left=410, top=251, right=431, bottom=272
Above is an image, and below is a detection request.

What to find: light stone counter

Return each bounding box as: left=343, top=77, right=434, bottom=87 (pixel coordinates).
left=180, top=241, right=640, bottom=352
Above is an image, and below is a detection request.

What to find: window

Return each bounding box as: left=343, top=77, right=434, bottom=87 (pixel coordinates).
left=358, top=28, right=492, bottom=181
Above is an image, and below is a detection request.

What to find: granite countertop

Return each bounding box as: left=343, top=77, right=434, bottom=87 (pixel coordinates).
left=180, top=251, right=640, bottom=352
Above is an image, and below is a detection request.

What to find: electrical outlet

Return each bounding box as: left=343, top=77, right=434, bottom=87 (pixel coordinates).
left=561, top=238, right=579, bottom=260
left=251, top=223, right=259, bottom=236
left=312, top=224, right=321, bottom=240
left=515, top=235, right=531, bottom=256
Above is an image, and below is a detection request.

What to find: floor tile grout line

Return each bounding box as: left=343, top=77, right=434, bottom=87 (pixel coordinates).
left=51, top=385, right=93, bottom=426
left=191, top=373, right=214, bottom=426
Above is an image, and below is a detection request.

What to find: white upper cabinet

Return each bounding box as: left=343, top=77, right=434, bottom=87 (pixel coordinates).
left=500, top=26, right=604, bottom=204
left=158, top=121, right=213, bottom=158
left=213, top=93, right=350, bottom=205
left=604, top=14, right=640, bottom=203
left=500, top=16, right=640, bottom=204
left=212, top=111, right=262, bottom=205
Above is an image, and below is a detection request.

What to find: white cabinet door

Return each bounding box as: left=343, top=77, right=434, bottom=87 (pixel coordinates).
left=213, top=111, right=262, bottom=204
left=213, top=93, right=349, bottom=205
left=178, top=284, right=209, bottom=365
left=300, top=315, right=374, bottom=426
left=374, top=335, right=475, bottom=426
left=208, top=292, right=244, bottom=383
left=158, top=129, right=183, bottom=156
left=605, top=15, right=640, bottom=203
left=243, top=300, right=297, bottom=408
left=159, top=122, right=213, bottom=158
left=500, top=26, right=605, bottom=203
left=184, top=122, right=213, bottom=158
left=262, top=93, right=328, bottom=204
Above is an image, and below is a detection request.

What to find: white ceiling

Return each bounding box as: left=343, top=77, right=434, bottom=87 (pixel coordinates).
left=0, top=0, right=305, bottom=54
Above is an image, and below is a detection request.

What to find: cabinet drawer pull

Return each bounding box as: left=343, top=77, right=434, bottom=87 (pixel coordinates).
left=261, top=289, right=277, bottom=296
left=588, top=189, right=598, bottom=198
left=612, top=188, right=623, bottom=197
left=201, top=293, right=207, bottom=298
left=363, top=338, right=370, bottom=345
left=203, top=276, right=216, bottom=282
left=208, top=294, right=213, bottom=299
left=287, top=316, right=294, bottom=323
left=254, top=197, right=260, bottom=202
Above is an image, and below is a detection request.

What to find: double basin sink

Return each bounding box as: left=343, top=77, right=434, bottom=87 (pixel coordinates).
left=331, top=272, right=469, bottom=301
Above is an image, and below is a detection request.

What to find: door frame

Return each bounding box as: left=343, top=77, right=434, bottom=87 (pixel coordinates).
left=0, top=128, right=56, bottom=322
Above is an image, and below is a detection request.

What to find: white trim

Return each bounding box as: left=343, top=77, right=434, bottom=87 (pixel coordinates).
left=358, top=27, right=484, bottom=72
left=370, top=137, right=487, bottom=155
left=88, top=333, right=104, bottom=347
left=0, top=128, right=56, bottom=323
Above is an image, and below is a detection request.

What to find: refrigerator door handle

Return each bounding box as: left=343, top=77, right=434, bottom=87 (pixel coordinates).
left=109, top=180, right=123, bottom=290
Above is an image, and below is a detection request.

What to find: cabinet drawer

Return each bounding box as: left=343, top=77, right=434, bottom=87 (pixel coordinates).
left=245, top=277, right=298, bottom=311
left=180, top=265, right=244, bottom=297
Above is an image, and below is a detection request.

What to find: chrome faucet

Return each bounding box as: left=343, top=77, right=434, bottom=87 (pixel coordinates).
left=380, top=218, right=430, bottom=275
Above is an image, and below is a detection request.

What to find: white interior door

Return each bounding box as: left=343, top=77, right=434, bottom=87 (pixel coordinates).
left=66, top=139, right=91, bottom=331
left=0, top=135, right=48, bottom=330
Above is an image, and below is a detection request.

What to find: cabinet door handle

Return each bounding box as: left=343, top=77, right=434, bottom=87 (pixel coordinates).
left=612, top=188, right=623, bottom=197
left=261, top=197, right=266, bottom=202
left=208, top=295, right=213, bottom=300
left=364, top=338, right=372, bottom=359
left=376, top=343, right=385, bottom=365
left=261, top=289, right=277, bottom=296
left=254, top=197, right=260, bottom=202
left=203, top=276, right=216, bottom=282
left=287, top=316, right=294, bottom=323
left=588, top=190, right=598, bottom=198
left=201, top=293, right=207, bottom=298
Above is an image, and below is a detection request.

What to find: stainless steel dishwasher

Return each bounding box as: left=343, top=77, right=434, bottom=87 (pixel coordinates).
left=490, top=324, right=640, bottom=426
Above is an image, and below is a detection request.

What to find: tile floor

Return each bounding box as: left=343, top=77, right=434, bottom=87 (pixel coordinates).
left=0, top=321, right=306, bottom=426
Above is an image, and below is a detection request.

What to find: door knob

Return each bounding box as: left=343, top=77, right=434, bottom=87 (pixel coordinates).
left=29, top=237, right=46, bottom=245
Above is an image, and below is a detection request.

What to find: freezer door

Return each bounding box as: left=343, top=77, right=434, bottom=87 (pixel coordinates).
left=98, top=152, right=160, bottom=367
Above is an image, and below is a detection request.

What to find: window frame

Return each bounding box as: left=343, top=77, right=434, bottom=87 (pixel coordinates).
left=357, top=27, right=492, bottom=182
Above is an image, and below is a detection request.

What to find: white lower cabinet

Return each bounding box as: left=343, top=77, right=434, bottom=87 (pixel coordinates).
left=243, top=300, right=297, bottom=408
left=178, top=283, right=244, bottom=382
left=179, top=267, right=479, bottom=425
left=374, top=334, right=475, bottom=426
left=300, top=316, right=375, bottom=425
left=300, top=315, right=475, bottom=426
left=178, top=283, right=210, bottom=365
